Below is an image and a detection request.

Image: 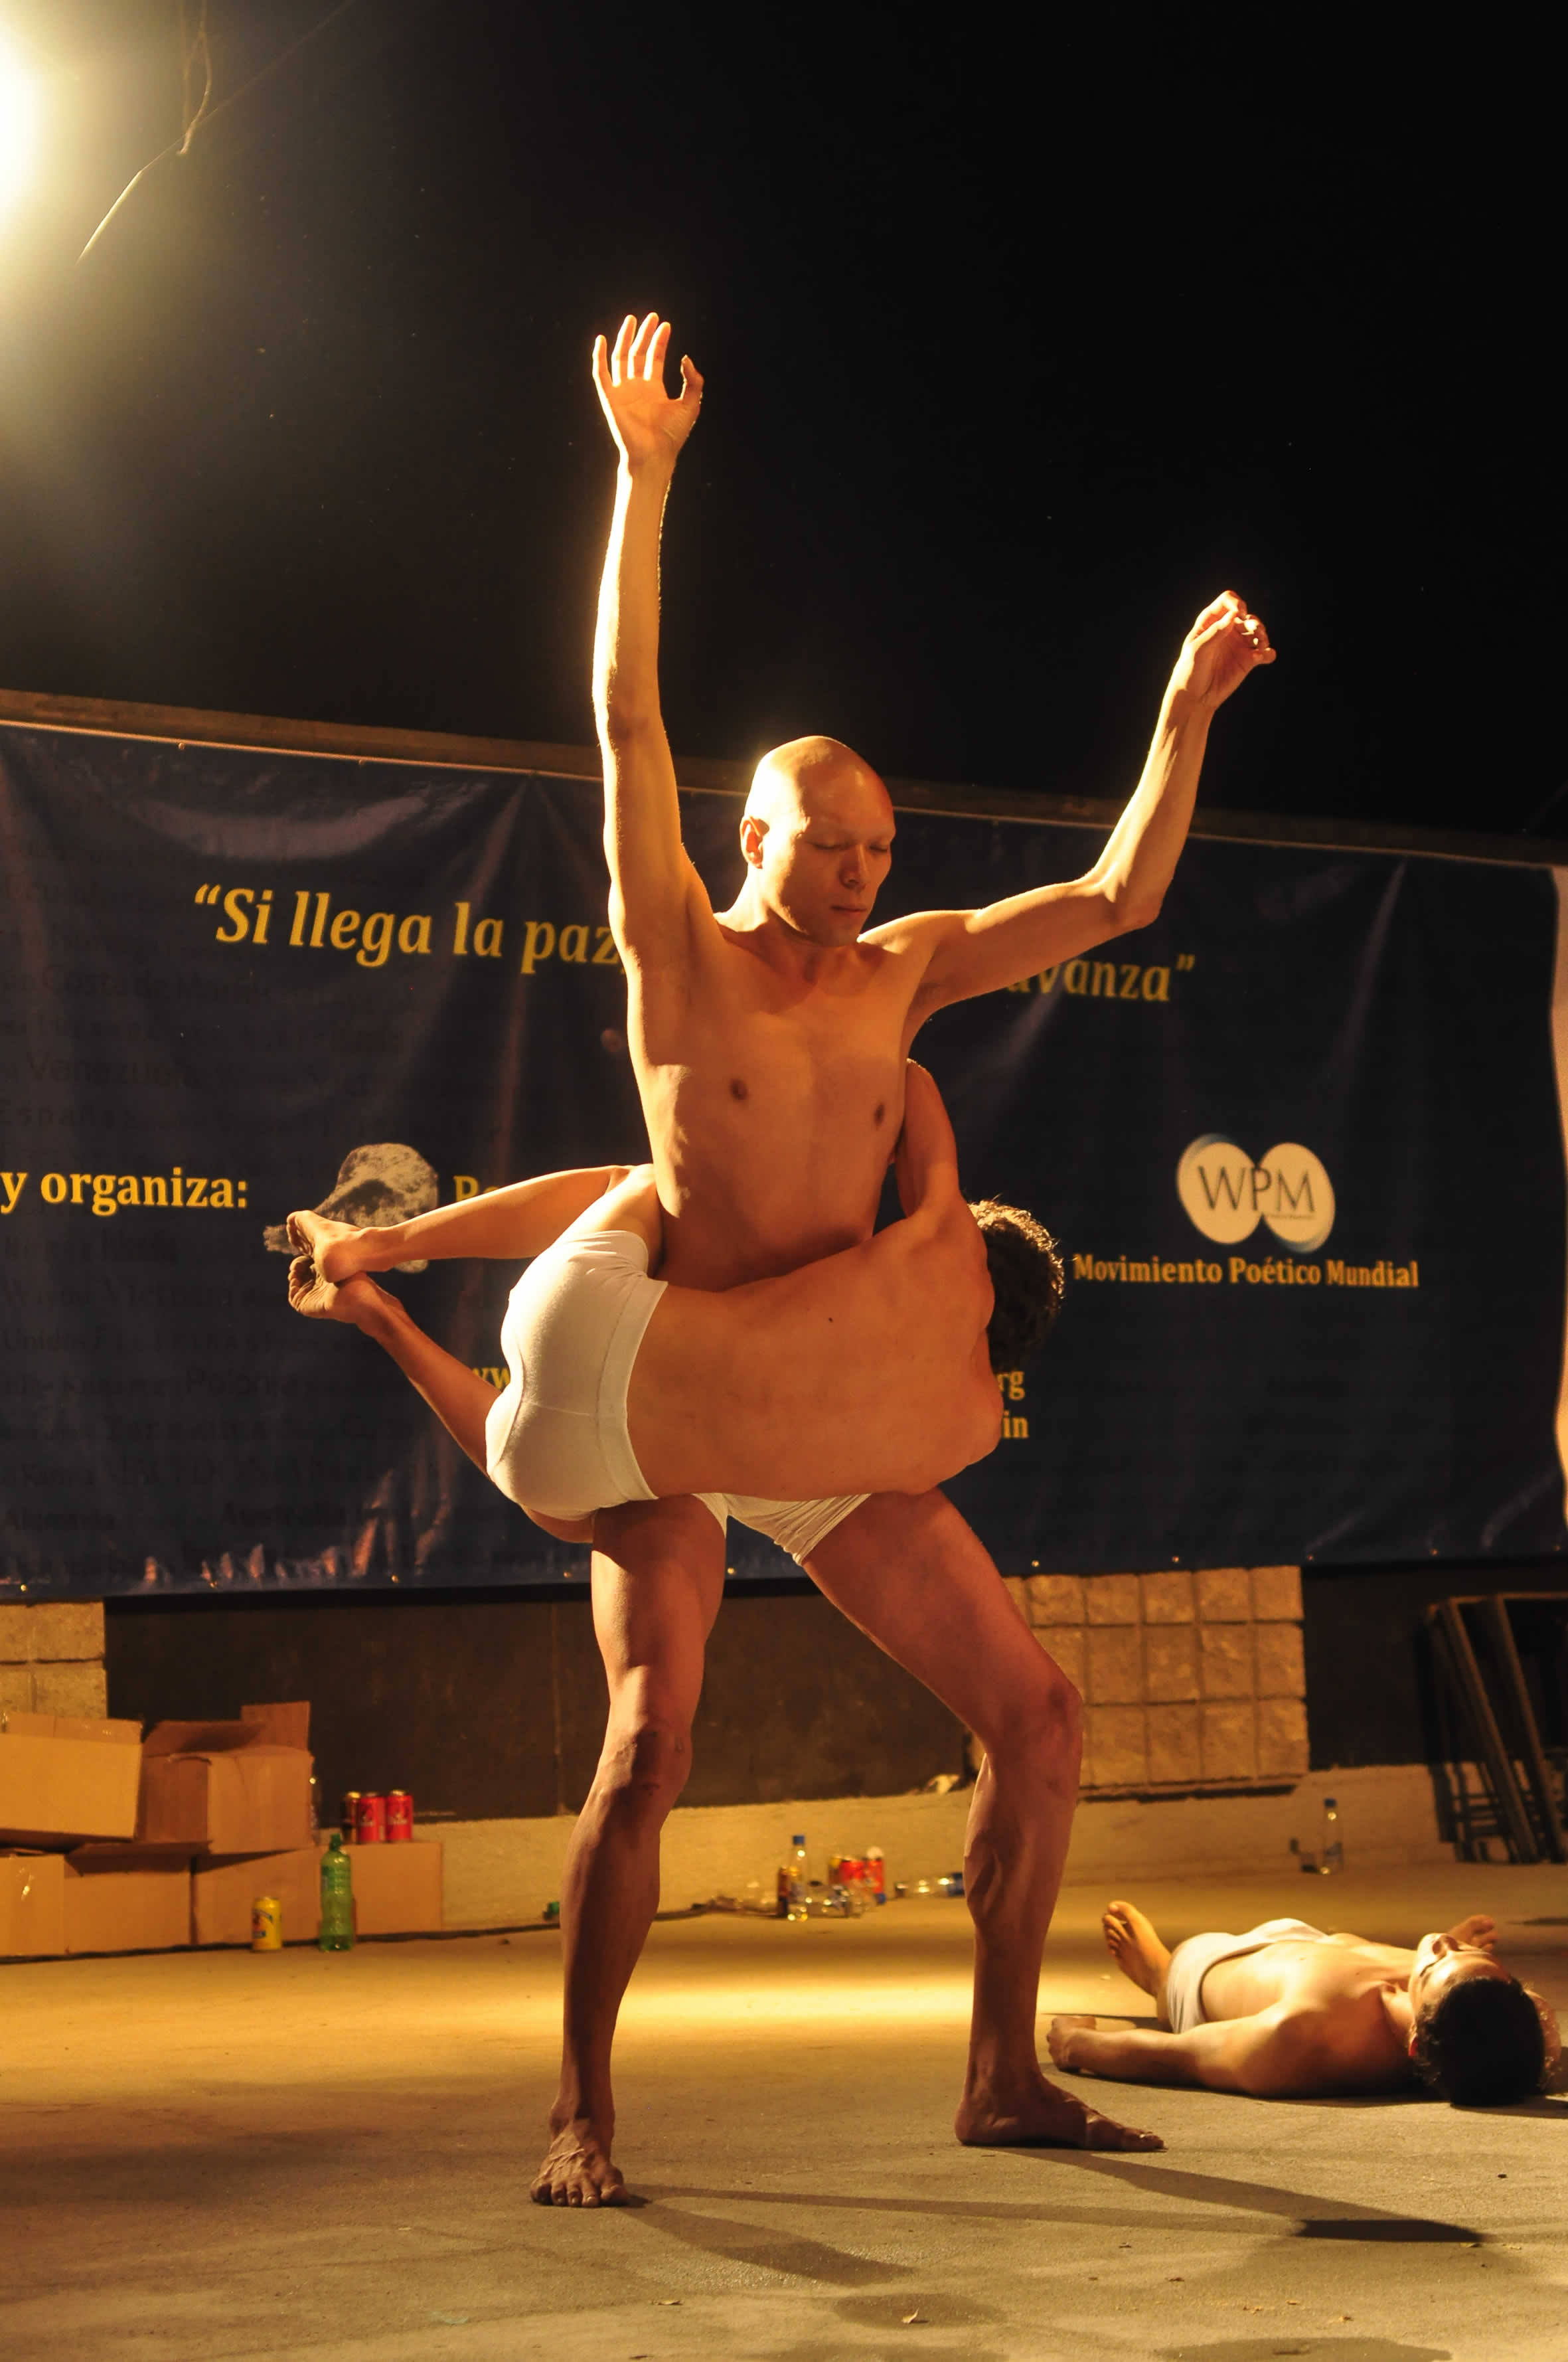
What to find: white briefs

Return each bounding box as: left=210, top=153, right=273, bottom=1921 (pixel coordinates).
left=1163, top=1918, right=1330, bottom=2034
left=483, top=1228, right=867, bottom=1562
left=484, top=1229, right=666, bottom=1521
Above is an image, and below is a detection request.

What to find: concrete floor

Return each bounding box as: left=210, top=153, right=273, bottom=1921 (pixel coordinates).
left=4, top=1867, right=1566, bottom=2362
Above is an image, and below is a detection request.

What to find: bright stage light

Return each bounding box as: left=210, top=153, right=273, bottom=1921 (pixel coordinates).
left=0, top=30, right=40, bottom=222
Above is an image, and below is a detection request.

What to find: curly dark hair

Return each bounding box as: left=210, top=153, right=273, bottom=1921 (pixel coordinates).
left=1411, top=1973, right=1546, bottom=2106
left=969, top=1199, right=1065, bottom=1373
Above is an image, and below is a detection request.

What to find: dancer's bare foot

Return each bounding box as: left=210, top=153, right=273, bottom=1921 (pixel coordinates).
left=955, top=2067, right=1162, bottom=2153
left=530, top=2118, right=629, bottom=2208
left=287, top=1207, right=374, bottom=1285
left=1443, top=1914, right=1497, bottom=1952
left=1103, top=1898, right=1171, bottom=1999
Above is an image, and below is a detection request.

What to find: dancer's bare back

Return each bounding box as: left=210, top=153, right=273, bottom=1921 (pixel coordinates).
left=286, top=1061, right=1000, bottom=1510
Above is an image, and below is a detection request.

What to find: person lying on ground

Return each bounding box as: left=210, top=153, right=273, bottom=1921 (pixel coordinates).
left=285, top=1062, right=1059, bottom=1536
left=1046, top=1898, right=1561, bottom=2105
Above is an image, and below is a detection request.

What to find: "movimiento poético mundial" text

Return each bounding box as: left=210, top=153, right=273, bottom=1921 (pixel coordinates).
left=1073, top=1252, right=1419, bottom=1290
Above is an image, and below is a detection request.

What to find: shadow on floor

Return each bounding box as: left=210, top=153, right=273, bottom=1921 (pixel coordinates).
left=1054, top=2153, right=1481, bottom=2242
left=631, top=2198, right=910, bottom=2286
left=650, top=2156, right=1484, bottom=2246
left=1156, top=2340, right=1452, bottom=2362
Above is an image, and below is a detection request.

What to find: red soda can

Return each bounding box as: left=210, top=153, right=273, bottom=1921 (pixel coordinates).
left=340, top=1790, right=361, bottom=1839
left=839, top=1855, right=864, bottom=1888
left=386, top=1790, right=413, bottom=1841
left=355, top=1792, right=387, bottom=1843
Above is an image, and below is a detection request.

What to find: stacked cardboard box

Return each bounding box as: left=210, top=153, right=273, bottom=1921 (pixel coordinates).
left=1, top=1696, right=443, bottom=1955
left=2, top=1709, right=147, bottom=1956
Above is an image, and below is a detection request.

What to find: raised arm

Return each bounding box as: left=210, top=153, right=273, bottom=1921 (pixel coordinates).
left=289, top=1165, right=635, bottom=1284
left=889, top=593, right=1276, bottom=1018
left=590, top=312, right=707, bottom=962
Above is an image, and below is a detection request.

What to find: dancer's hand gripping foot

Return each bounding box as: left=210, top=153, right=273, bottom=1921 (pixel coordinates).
left=285, top=1236, right=382, bottom=1326
left=287, top=1207, right=374, bottom=1289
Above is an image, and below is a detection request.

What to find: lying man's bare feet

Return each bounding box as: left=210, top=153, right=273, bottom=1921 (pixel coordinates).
left=1102, top=1898, right=1171, bottom=2000
left=1444, top=1914, right=1497, bottom=1952
left=287, top=1207, right=374, bottom=1286
left=530, top=2118, right=629, bottom=2208
left=955, top=2065, right=1162, bottom=2153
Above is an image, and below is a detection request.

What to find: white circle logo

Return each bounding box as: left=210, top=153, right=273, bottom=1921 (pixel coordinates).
left=1176, top=1136, right=1335, bottom=1252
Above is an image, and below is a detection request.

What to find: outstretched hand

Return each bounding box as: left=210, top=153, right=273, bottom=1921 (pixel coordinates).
left=1169, top=590, right=1276, bottom=713
left=592, top=313, right=704, bottom=472
left=1443, top=1914, right=1498, bottom=1952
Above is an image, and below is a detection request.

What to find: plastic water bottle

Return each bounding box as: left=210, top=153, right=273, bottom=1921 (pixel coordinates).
left=318, top=1831, right=355, bottom=1950
left=777, top=1833, right=809, bottom=1921
left=1320, top=1796, right=1343, bottom=1876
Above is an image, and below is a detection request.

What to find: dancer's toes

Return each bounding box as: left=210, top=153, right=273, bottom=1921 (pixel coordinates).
left=287, top=1207, right=366, bottom=1284
left=1078, top=2100, right=1164, bottom=2153
left=530, top=2123, right=628, bottom=2209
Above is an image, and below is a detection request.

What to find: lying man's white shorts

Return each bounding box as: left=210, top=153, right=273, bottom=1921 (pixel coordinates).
left=483, top=1228, right=866, bottom=1562
left=1164, top=1918, right=1330, bottom=2034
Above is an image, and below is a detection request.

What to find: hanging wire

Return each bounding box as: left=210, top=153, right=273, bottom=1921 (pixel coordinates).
left=78, top=0, right=364, bottom=264
left=177, top=0, right=214, bottom=155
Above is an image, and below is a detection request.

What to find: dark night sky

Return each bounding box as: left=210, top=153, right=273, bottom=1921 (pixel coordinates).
left=0, top=3, right=1561, bottom=836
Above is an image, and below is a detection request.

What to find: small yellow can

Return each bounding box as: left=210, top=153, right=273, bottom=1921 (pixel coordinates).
left=251, top=1895, right=283, bottom=1952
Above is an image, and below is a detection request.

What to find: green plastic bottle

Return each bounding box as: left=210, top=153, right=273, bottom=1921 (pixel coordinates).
left=318, top=1831, right=355, bottom=1952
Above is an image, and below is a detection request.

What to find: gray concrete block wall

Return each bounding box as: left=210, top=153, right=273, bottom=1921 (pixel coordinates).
left=999, top=1566, right=1306, bottom=1790
left=0, top=1602, right=108, bottom=1719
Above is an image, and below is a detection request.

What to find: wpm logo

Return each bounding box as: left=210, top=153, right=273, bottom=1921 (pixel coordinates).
left=1176, top=1136, right=1335, bottom=1252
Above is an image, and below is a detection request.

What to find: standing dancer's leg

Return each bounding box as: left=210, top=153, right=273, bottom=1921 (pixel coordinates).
left=806, top=1490, right=1162, bottom=2151
left=532, top=1495, right=728, bottom=2207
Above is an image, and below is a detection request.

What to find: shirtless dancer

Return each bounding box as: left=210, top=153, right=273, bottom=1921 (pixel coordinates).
left=533, top=310, right=1276, bottom=2205
left=1048, top=1898, right=1559, bottom=2104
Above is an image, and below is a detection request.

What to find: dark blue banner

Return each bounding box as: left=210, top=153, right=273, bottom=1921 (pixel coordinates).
left=2, top=720, right=1563, bottom=1594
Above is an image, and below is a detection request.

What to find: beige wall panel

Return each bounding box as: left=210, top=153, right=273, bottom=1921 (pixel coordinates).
left=1143, top=1627, right=1200, bottom=1703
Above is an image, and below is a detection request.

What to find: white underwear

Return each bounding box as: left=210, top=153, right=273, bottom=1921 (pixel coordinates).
left=1164, top=1918, right=1330, bottom=2033
left=690, top=1489, right=869, bottom=1566
left=483, top=1227, right=870, bottom=1556
left=484, top=1230, right=665, bottom=1521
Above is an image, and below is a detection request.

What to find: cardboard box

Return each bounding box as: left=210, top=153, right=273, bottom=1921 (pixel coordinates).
left=192, top=1845, right=322, bottom=1947
left=351, top=1839, right=443, bottom=1936
left=137, top=1702, right=313, bottom=1855
left=0, top=1711, right=142, bottom=1847
left=192, top=1839, right=444, bottom=1946
left=62, top=1846, right=192, bottom=1954
left=1, top=1851, right=66, bottom=1957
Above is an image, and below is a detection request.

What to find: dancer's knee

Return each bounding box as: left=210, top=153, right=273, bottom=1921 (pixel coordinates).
left=593, top=1711, right=694, bottom=1821
left=983, top=1653, right=1083, bottom=1778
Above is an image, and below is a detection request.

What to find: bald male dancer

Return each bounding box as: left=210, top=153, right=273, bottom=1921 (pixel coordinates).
left=534, top=312, right=1277, bottom=2206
